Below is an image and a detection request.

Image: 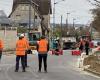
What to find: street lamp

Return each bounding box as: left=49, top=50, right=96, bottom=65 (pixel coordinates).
left=52, top=0, right=65, bottom=38
left=52, top=0, right=65, bottom=49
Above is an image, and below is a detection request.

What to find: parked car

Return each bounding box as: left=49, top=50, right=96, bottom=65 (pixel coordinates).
left=63, top=42, right=77, bottom=50
left=92, top=39, right=100, bottom=47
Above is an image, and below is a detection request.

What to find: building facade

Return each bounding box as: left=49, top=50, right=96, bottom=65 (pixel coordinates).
left=9, top=0, right=52, bottom=37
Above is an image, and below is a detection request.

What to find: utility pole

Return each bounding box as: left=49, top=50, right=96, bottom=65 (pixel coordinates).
left=52, top=0, right=65, bottom=39
left=66, top=13, right=70, bottom=28
left=29, top=0, right=32, bottom=33
left=73, top=18, right=76, bottom=28
left=53, top=0, right=56, bottom=38
left=61, top=15, right=63, bottom=40
left=52, top=0, right=65, bottom=49
left=66, top=13, right=70, bottom=35
left=61, top=15, right=63, bottom=49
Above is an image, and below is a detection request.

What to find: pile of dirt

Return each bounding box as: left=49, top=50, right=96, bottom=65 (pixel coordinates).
left=83, top=55, right=100, bottom=73
left=83, top=55, right=97, bottom=66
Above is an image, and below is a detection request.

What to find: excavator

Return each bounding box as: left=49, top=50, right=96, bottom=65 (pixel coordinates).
left=27, top=31, right=42, bottom=50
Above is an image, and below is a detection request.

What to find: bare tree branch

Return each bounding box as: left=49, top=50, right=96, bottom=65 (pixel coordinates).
left=94, top=0, right=100, bottom=3
left=87, top=0, right=100, bottom=7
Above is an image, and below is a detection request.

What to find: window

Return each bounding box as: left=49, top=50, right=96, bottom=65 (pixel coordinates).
left=16, top=14, right=20, bottom=20
left=16, top=15, right=20, bottom=16
left=25, top=5, right=29, bottom=10
left=21, top=4, right=29, bottom=11
left=21, top=5, right=25, bottom=10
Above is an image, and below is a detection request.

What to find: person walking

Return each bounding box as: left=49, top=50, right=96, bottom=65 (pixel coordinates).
left=15, top=35, right=27, bottom=72
left=21, top=34, right=30, bottom=67
left=0, top=39, right=3, bottom=60
left=85, top=39, right=90, bottom=55
left=37, top=36, right=49, bottom=73
left=0, top=39, right=3, bottom=70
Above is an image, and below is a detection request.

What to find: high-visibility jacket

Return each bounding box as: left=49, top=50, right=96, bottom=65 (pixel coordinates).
left=16, top=39, right=27, bottom=56
left=23, top=37, right=30, bottom=50
left=38, top=39, right=48, bottom=53
left=0, top=40, right=3, bottom=50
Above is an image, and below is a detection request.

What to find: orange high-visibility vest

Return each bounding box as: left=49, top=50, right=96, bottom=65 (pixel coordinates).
left=16, top=39, right=27, bottom=56
left=0, top=40, right=3, bottom=50
left=23, top=37, right=30, bottom=49
left=38, top=39, right=48, bottom=52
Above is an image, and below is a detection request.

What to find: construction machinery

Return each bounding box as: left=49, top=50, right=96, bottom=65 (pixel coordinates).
left=27, top=31, right=42, bottom=50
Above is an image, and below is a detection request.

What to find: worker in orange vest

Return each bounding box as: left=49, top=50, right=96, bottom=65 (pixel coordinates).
left=0, top=39, right=3, bottom=62
left=37, top=36, right=49, bottom=73
left=21, top=34, right=30, bottom=67
left=15, top=35, right=27, bottom=72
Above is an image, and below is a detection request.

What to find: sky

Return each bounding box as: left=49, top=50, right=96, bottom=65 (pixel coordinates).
left=0, top=0, right=95, bottom=25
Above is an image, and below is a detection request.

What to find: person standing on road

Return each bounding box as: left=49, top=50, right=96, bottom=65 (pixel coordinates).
left=21, top=34, right=30, bottom=67
left=15, top=35, right=27, bottom=72
left=0, top=39, right=3, bottom=65
left=79, top=39, right=84, bottom=53
left=85, top=39, right=90, bottom=55
left=37, top=36, right=49, bottom=73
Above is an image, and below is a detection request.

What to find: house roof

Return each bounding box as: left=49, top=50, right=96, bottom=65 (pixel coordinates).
left=10, top=0, right=52, bottom=16
left=0, top=10, right=11, bottom=24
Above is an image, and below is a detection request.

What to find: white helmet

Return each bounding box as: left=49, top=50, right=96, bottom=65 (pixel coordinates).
left=20, top=34, right=24, bottom=37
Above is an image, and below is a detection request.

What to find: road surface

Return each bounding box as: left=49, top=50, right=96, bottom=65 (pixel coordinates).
left=0, top=50, right=100, bottom=80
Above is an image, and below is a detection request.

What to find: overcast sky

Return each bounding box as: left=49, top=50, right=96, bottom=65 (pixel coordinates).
left=0, top=0, right=94, bottom=24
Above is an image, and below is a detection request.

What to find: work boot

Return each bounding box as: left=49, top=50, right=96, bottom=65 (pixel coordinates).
left=15, top=70, right=18, bottom=72
left=38, top=70, right=41, bottom=73
left=44, top=70, right=47, bottom=73
left=22, top=70, right=26, bottom=72
left=26, top=65, right=29, bottom=68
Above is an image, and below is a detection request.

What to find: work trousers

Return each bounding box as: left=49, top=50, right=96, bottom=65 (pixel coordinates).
left=25, top=52, right=27, bottom=67
left=16, top=56, right=25, bottom=71
left=85, top=48, right=89, bottom=55
left=0, top=50, right=2, bottom=60
left=38, top=54, right=47, bottom=71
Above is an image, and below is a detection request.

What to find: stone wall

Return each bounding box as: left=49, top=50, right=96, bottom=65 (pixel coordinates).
left=83, top=53, right=100, bottom=73
left=0, top=30, right=17, bottom=50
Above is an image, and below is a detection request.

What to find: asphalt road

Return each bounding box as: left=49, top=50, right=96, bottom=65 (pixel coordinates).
left=0, top=50, right=100, bottom=80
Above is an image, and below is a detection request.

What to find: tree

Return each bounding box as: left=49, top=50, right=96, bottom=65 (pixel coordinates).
left=87, top=0, right=100, bottom=7
left=91, top=7, right=100, bottom=31
left=53, top=24, right=62, bottom=38
left=17, top=27, right=28, bottom=33
left=87, top=0, right=100, bottom=32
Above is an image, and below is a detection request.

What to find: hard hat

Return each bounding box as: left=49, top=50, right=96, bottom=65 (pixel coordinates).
left=20, top=34, right=24, bottom=37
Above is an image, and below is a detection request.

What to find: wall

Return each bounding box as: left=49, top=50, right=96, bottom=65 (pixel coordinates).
left=10, top=4, right=39, bottom=24
left=0, top=29, right=17, bottom=50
